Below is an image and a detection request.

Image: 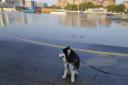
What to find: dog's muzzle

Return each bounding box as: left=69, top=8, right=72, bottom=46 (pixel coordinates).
left=59, top=53, right=65, bottom=59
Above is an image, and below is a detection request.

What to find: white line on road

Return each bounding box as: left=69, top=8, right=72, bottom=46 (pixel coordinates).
left=1, top=34, right=128, bottom=57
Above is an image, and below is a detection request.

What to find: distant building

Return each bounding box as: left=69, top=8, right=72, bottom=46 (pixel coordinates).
left=43, top=3, right=48, bottom=8
left=91, top=0, right=115, bottom=7
left=15, top=0, right=25, bottom=6
left=57, top=0, right=116, bottom=8
left=57, top=0, right=66, bottom=8
left=123, top=0, right=128, bottom=9
left=57, top=0, right=88, bottom=8
left=102, top=0, right=116, bottom=7
left=0, top=0, right=26, bottom=8
left=1, top=0, right=5, bottom=2
left=0, top=0, right=25, bottom=6
left=25, top=0, right=32, bottom=8
left=25, top=0, right=37, bottom=9
left=91, top=0, right=102, bottom=5
left=36, top=1, right=44, bottom=7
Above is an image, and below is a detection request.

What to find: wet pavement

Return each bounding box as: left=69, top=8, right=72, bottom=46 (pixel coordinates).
left=0, top=35, right=128, bottom=85
left=0, top=12, right=128, bottom=85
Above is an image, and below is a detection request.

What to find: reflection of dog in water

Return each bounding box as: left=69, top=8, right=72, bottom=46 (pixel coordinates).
left=59, top=46, right=80, bottom=82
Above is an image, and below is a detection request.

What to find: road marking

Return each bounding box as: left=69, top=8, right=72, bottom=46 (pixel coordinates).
left=1, top=34, right=128, bottom=57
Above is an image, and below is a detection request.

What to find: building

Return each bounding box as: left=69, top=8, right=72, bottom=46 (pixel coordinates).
left=57, top=0, right=66, bottom=8
left=91, top=0, right=115, bottom=7
left=1, top=0, right=5, bottom=2
left=57, top=0, right=116, bottom=8
left=124, top=0, right=128, bottom=9
left=25, top=0, right=37, bottom=9
left=15, top=0, right=25, bottom=6
left=25, top=0, right=32, bottom=8
left=102, top=0, right=115, bottom=7
left=36, top=1, right=44, bottom=7
left=57, top=0, right=88, bottom=8
left=0, top=0, right=25, bottom=6
left=91, top=0, right=102, bottom=5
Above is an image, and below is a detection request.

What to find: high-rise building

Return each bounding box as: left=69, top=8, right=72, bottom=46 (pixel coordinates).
left=22, top=0, right=25, bottom=6
left=0, top=0, right=26, bottom=6
left=66, top=0, right=88, bottom=4
left=25, top=0, right=32, bottom=8
left=102, top=0, right=115, bottom=7
left=91, top=0, right=115, bottom=7
left=36, top=1, right=43, bottom=7
left=15, top=0, right=25, bottom=6
left=124, top=0, right=128, bottom=9
left=91, top=0, right=103, bottom=5
left=57, top=0, right=116, bottom=8
left=25, top=0, right=37, bottom=9
left=57, top=0, right=88, bottom=8
left=1, top=0, right=5, bottom=2
left=57, top=0, right=66, bottom=8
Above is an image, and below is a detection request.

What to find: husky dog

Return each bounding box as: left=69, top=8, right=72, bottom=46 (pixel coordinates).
left=59, top=46, right=80, bottom=82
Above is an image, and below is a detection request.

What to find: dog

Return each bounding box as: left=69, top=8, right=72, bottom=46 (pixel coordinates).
left=59, top=46, right=80, bottom=82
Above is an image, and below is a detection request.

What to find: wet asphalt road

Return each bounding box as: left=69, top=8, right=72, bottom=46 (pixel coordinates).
left=0, top=34, right=128, bottom=85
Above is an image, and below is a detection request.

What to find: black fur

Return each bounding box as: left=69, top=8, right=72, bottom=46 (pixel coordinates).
left=63, top=46, right=80, bottom=69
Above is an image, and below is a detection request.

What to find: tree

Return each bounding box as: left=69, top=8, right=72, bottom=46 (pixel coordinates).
left=65, top=2, right=102, bottom=11
left=79, top=2, right=88, bottom=11
left=115, top=4, right=125, bottom=13
left=87, top=2, right=95, bottom=8
left=65, top=3, right=72, bottom=11
left=48, top=5, right=61, bottom=9
left=72, top=4, right=78, bottom=11
left=106, top=4, right=125, bottom=13
left=94, top=5, right=103, bottom=8
left=106, top=5, right=116, bottom=12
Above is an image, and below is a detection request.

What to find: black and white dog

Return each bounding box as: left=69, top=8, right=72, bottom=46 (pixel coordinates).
left=59, top=46, right=80, bottom=82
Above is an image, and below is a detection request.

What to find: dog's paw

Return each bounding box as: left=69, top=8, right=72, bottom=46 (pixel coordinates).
left=62, top=75, right=66, bottom=79
left=71, top=79, right=75, bottom=83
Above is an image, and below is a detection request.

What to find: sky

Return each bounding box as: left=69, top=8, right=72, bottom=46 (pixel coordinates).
left=32, top=0, right=57, bottom=5
left=33, top=0, right=126, bottom=5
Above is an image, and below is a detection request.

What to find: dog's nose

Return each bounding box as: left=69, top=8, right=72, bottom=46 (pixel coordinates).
left=59, top=56, right=64, bottom=59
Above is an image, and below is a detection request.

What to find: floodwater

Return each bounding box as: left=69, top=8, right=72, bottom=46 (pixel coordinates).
left=0, top=12, right=128, bottom=49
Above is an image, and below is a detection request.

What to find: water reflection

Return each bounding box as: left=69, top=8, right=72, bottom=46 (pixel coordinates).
left=0, top=12, right=27, bottom=27
left=110, top=17, right=128, bottom=27
left=0, top=12, right=128, bottom=28
left=58, top=13, right=113, bottom=28
left=0, top=12, right=128, bottom=48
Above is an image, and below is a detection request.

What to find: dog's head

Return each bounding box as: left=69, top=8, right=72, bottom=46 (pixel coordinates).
left=59, top=46, right=72, bottom=62
left=63, top=46, right=71, bottom=56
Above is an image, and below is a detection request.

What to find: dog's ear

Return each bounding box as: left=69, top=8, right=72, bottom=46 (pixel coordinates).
left=63, top=46, right=70, bottom=56
left=63, top=46, right=70, bottom=52
left=63, top=47, right=67, bottom=54
left=67, top=46, right=70, bottom=49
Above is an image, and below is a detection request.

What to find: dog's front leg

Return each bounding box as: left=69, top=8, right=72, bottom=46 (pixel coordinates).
left=70, top=64, right=75, bottom=82
left=62, top=69, right=68, bottom=79
left=71, top=70, right=75, bottom=82
left=62, top=64, right=68, bottom=79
